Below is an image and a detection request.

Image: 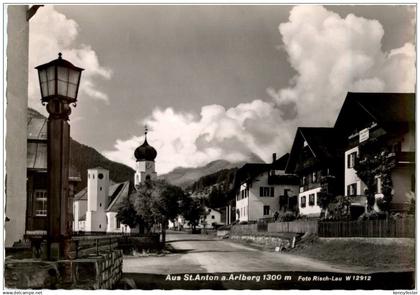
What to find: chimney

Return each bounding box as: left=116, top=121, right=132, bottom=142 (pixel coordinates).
left=272, top=153, right=276, bottom=163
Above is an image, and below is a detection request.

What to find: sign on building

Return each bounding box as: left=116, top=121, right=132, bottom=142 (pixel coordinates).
left=359, top=128, right=369, bottom=143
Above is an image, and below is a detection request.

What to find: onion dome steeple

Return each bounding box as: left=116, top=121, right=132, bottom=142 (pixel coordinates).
left=134, top=125, right=157, bottom=162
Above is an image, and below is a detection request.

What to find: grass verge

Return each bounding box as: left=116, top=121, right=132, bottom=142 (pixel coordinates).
left=289, top=237, right=415, bottom=271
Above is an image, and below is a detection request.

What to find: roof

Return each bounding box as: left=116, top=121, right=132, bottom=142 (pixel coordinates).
left=334, top=92, right=415, bottom=133
left=285, top=127, right=338, bottom=173
left=107, top=181, right=130, bottom=212
left=74, top=187, right=87, bottom=201
left=233, top=153, right=293, bottom=190
left=272, top=153, right=290, bottom=170
left=27, top=142, right=47, bottom=170
left=28, top=116, right=47, bottom=141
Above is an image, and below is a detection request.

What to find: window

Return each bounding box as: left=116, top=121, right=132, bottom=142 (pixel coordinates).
left=211, top=215, right=215, bottom=219
left=347, top=183, right=357, bottom=196
left=99, top=224, right=101, bottom=229
left=100, top=187, right=102, bottom=191
left=347, top=152, right=357, bottom=168
left=98, top=173, right=104, bottom=179
left=309, top=194, right=315, bottom=206
left=375, top=177, right=382, bottom=194
left=263, top=205, right=270, bottom=215
left=312, top=172, right=318, bottom=183
left=117, top=219, right=121, bottom=228
left=34, top=190, right=47, bottom=216
left=301, top=196, right=306, bottom=208
left=93, top=174, right=95, bottom=179
left=302, top=176, right=308, bottom=186
left=260, top=187, right=274, bottom=197
left=316, top=193, right=321, bottom=206
left=99, top=203, right=102, bottom=207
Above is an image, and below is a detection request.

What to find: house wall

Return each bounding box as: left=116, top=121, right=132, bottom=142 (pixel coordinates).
left=236, top=172, right=298, bottom=222
left=203, top=209, right=222, bottom=226
left=344, top=146, right=366, bottom=196
left=391, top=166, right=415, bottom=204
left=298, top=187, right=321, bottom=217
left=73, top=200, right=87, bottom=231
left=236, top=183, right=250, bottom=222
left=5, top=5, right=29, bottom=247
left=401, top=129, right=415, bottom=152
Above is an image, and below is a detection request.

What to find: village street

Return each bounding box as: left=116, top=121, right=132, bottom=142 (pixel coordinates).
left=123, top=231, right=361, bottom=274
left=119, top=232, right=414, bottom=289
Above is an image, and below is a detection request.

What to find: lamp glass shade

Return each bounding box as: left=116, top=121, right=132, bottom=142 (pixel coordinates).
left=36, top=54, right=84, bottom=102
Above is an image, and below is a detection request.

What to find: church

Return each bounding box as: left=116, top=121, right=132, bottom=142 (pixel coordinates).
left=73, top=128, right=158, bottom=233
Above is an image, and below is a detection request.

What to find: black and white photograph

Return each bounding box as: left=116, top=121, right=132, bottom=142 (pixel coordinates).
left=2, top=3, right=416, bottom=291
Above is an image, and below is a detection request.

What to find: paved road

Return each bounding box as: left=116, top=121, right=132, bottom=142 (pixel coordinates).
left=123, top=232, right=362, bottom=274
left=119, top=232, right=414, bottom=289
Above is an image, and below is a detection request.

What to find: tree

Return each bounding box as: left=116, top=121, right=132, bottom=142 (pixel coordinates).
left=354, top=139, right=396, bottom=212
left=116, top=196, right=143, bottom=232
left=180, top=195, right=206, bottom=231
left=117, top=179, right=185, bottom=242
left=318, top=175, right=337, bottom=219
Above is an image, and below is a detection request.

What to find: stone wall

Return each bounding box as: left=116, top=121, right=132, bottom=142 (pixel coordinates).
left=230, top=233, right=296, bottom=251
left=5, top=250, right=123, bottom=289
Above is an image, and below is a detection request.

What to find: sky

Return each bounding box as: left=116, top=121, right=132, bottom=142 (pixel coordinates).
left=27, top=5, right=416, bottom=174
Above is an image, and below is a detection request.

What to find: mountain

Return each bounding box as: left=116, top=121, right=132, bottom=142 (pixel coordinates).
left=28, top=108, right=135, bottom=192
left=160, top=154, right=264, bottom=188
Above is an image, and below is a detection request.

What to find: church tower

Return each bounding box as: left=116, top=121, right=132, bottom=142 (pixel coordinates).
left=134, top=126, right=157, bottom=188
left=85, top=167, right=109, bottom=232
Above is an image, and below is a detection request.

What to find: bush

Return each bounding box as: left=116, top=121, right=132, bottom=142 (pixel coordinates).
left=280, top=211, right=296, bottom=222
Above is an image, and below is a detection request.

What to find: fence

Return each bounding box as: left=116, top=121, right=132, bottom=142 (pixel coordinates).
left=318, top=217, right=415, bottom=238
left=231, top=220, right=318, bottom=235
left=268, top=220, right=318, bottom=234
left=230, top=217, right=415, bottom=238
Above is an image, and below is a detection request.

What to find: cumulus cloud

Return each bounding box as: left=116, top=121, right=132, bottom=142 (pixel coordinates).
left=104, top=5, right=415, bottom=174
left=28, top=5, right=112, bottom=111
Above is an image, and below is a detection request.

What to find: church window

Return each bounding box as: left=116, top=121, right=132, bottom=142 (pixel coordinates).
left=100, top=187, right=102, bottom=191
left=146, top=175, right=151, bottom=181
left=99, top=224, right=101, bottom=229
left=98, top=173, right=104, bottom=179
left=93, top=174, right=95, bottom=179
left=100, top=203, right=102, bottom=207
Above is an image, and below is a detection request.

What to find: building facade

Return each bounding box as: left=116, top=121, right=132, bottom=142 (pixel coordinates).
left=335, top=92, right=415, bottom=214
left=286, top=128, right=343, bottom=218
left=73, top=167, right=132, bottom=233
left=235, top=154, right=299, bottom=222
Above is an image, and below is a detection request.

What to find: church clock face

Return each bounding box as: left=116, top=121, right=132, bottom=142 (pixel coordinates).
left=146, top=162, right=152, bottom=169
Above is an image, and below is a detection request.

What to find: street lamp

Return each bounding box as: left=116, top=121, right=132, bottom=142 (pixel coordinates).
left=36, top=53, right=84, bottom=260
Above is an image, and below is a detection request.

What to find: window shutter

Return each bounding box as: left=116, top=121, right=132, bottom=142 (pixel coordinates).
left=270, top=187, right=274, bottom=197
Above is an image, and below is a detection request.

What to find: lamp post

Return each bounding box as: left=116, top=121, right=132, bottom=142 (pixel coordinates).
left=35, top=53, right=84, bottom=260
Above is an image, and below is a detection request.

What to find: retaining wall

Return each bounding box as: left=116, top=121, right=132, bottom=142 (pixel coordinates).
left=5, top=250, right=123, bottom=289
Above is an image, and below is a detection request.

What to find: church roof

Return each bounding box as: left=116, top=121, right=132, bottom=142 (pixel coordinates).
left=107, top=181, right=130, bottom=212
left=134, top=127, right=157, bottom=161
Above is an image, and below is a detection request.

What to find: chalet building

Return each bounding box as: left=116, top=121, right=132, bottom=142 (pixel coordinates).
left=234, top=154, right=299, bottom=222
left=285, top=128, right=343, bottom=218
left=26, top=113, right=81, bottom=237
left=334, top=92, right=415, bottom=214
left=169, top=207, right=223, bottom=229
left=73, top=167, right=133, bottom=233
